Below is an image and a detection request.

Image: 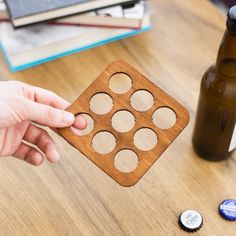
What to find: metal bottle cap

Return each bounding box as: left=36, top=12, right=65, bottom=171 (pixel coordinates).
left=229, top=6, right=236, bottom=20
left=178, top=209, right=203, bottom=232
left=227, top=5, right=236, bottom=34
left=219, top=199, right=236, bottom=221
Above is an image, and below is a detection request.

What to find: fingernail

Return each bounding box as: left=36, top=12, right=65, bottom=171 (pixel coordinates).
left=50, top=149, right=60, bottom=163
left=74, top=115, right=87, bottom=129
left=79, top=115, right=87, bottom=129
left=63, top=112, right=75, bottom=124
left=33, top=153, right=43, bottom=166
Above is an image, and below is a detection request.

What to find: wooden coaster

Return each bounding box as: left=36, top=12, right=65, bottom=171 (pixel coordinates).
left=58, top=60, right=189, bottom=187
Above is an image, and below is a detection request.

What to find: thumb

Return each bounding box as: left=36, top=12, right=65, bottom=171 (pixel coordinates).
left=22, top=99, right=75, bottom=128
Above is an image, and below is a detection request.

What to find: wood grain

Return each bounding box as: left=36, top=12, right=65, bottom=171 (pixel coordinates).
left=0, top=0, right=236, bottom=235
left=58, top=60, right=189, bottom=186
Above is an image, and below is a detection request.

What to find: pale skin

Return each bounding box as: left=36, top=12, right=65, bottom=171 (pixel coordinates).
left=0, top=81, right=86, bottom=166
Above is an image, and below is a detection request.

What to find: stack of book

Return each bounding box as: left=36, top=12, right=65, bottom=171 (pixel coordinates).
left=0, top=0, right=152, bottom=72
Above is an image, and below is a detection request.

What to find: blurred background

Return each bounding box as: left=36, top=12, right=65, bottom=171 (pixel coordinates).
left=211, top=0, right=234, bottom=12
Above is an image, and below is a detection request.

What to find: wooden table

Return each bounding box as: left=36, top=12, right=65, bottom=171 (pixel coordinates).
left=0, top=0, right=235, bottom=235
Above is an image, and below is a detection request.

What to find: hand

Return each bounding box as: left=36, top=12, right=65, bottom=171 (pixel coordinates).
left=0, top=81, right=86, bottom=166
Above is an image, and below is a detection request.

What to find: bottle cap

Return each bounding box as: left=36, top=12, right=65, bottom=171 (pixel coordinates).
left=178, top=209, right=203, bottom=232
left=227, top=6, right=236, bottom=34
left=219, top=199, right=236, bottom=221
left=229, top=6, right=236, bottom=20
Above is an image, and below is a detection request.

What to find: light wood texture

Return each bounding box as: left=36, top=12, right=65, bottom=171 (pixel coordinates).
left=58, top=60, right=189, bottom=187
left=0, top=0, right=235, bottom=235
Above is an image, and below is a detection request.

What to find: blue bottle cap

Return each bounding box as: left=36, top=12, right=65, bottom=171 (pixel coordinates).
left=219, top=199, right=236, bottom=221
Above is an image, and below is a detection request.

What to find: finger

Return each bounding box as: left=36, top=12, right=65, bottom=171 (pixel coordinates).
left=13, top=142, right=44, bottom=166
left=22, top=98, right=75, bottom=128
left=0, top=121, right=29, bottom=156
left=23, top=124, right=60, bottom=163
left=25, top=84, right=71, bottom=110
left=22, top=84, right=87, bottom=128
left=51, top=113, right=87, bottom=134
left=27, top=85, right=87, bottom=128
left=73, top=114, right=87, bottom=130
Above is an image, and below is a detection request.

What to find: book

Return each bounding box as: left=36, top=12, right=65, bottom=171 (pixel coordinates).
left=0, top=0, right=7, bottom=18
left=0, top=13, right=151, bottom=72
left=53, top=1, right=146, bottom=29
left=4, top=0, right=139, bottom=28
left=0, top=1, right=146, bottom=29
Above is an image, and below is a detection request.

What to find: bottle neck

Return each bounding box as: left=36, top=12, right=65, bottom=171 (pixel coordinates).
left=215, top=29, right=236, bottom=77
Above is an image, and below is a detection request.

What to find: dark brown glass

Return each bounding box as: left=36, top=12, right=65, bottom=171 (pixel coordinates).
left=192, top=11, right=236, bottom=161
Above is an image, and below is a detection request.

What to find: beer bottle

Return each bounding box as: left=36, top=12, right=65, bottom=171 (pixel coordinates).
left=192, top=6, right=236, bottom=161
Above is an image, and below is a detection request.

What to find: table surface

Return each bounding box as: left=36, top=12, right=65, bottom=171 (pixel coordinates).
left=1, top=0, right=236, bottom=235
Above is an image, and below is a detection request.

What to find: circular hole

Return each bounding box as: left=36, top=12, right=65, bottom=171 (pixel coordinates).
left=133, top=128, right=158, bottom=151
left=90, top=93, right=113, bottom=115
left=114, top=149, right=139, bottom=173
left=71, top=113, right=94, bottom=136
left=152, top=107, right=176, bottom=129
left=109, top=73, right=132, bottom=94
left=92, top=131, right=116, bottom=154
left=111, top=110, right=135, bottom=133
left=130, top=90, right=154, bottom=112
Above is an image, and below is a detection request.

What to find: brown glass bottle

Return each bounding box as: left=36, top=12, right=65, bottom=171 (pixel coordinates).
left=192, top=6, right=236, bottom=161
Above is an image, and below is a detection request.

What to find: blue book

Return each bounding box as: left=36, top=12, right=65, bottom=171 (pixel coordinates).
left=0, top=14, right=151, bottom=72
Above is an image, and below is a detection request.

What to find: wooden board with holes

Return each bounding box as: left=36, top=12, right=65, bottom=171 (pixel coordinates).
left=58, top=60, right=189, bottom=187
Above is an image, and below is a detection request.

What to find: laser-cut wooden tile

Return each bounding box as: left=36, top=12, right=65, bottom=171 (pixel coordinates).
left=58, top=60, right=189, bottom=187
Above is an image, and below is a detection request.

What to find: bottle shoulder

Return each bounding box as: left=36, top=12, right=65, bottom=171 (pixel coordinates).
left=201, top=66, right=215, bottom=85
left=201, top=65, right=236, bottom=100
